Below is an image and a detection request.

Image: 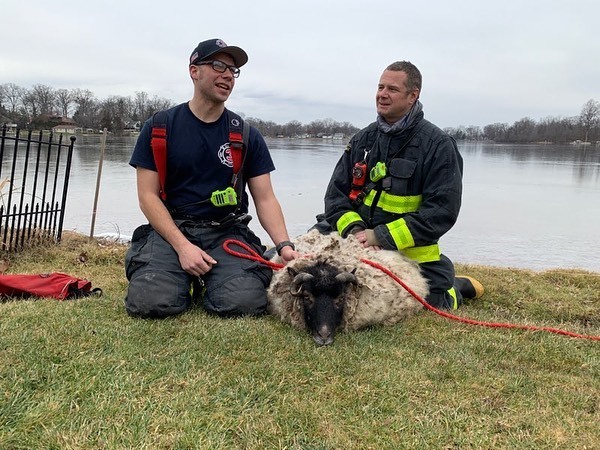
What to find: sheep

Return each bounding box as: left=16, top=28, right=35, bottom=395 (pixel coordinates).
left=266, top=229, right=429, bottom=345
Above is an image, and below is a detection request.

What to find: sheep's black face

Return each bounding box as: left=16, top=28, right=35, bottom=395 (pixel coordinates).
left=288, top=262, right=357, bottom=346
left=302, top=287, right=345, bottom=346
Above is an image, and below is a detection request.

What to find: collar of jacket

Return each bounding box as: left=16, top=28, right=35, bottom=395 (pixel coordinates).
left=377, top=100, right=423, bottom=135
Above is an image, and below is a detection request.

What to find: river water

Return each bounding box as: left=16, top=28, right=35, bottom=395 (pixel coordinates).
left=35, top=134, right=600, bottom=272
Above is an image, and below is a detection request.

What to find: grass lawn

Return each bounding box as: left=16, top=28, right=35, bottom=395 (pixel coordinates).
left=1, top=233, right=599, bottom=449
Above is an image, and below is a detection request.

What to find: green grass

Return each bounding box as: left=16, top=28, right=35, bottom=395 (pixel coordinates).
left=1, top=233, right=599, bottom=449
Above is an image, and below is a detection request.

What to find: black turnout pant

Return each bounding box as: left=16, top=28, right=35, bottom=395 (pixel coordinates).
left=124, top=219, right=273, bottom=318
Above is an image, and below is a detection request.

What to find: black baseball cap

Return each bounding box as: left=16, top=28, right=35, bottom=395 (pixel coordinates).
left=189, top=38, right=248, bottom=67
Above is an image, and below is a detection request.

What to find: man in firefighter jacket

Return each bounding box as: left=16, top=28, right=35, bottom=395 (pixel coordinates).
left=322, top=61, right=483, bottom=309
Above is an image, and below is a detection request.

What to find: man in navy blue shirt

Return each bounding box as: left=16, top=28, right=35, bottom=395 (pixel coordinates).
left=125, top=38, right=298, bottom=318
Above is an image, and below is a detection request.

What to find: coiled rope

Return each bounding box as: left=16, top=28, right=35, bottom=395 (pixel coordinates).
left=223, top=239, right=600, bottom=341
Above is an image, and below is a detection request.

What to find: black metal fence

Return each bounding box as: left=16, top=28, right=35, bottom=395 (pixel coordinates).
left=0, top=124, right=76, bottom=252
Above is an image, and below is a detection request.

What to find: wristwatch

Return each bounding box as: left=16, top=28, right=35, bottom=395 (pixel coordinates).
left=276, top=240, right=295, bottom=255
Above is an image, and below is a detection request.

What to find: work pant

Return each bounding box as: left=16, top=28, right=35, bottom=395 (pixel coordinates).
left=124, top=218, right=273, bottom=318
left=419, top=254, right=464, bottom=309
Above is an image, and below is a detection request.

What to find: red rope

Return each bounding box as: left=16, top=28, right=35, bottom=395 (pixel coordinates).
left=223, top=239, right=284, bottom=270
left=221, top=239, right=600, bottom=341
left=360, top=258, right=600, bottom=342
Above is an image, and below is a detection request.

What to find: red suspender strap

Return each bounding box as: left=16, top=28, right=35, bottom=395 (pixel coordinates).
left=229, top=131, right=243, bottom=178
left=150, top=112, right=168, bottom=201
left=228, top=111, right=245, bottom=188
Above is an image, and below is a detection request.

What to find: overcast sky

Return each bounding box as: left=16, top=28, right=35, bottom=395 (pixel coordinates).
left=1, top=0, right=598, bottom=129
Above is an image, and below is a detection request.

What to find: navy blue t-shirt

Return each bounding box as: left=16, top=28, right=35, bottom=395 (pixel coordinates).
left=129, top=103, right=275, bottom=219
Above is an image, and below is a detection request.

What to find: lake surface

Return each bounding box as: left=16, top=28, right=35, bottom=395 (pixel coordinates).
left=19, top=134, right=600, bottom=272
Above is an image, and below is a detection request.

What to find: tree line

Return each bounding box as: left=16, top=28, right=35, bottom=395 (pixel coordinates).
left=444, top=99, right=599, bottom=144
left=0, top=83, right=360, bottom=138
left=1, top=83, right=598, bottom=143
left=0, top=83, right=173, bottom=132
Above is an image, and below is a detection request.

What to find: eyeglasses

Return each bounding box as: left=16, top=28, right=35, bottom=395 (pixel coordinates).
left=196, top=60, right=241, bottom=78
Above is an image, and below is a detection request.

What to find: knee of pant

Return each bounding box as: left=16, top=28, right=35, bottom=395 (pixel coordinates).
left=204, top=274, right=268, bottom=316
left=125, top=270, right=191, bottom=318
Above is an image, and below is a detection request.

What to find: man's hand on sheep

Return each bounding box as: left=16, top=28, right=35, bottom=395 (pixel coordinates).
left=279, top=246, right=299, bottom=264
left=353, top=229, right=382, bottom=251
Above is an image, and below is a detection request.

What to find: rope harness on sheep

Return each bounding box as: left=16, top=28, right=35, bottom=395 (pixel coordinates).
left=223, top=239, right=600, bottom=342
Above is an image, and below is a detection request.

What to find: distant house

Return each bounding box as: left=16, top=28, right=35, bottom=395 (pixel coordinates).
left=1, top=115, right=18, bottom=132
left=333, top=133, right=344, bottom=140
left=52, top=124, right=79, bottom=134
left=45, top=115, right=77, bottom=126
left=124, top=120, right=142, bottom=132
left=44, top=114, right=79, bottom=134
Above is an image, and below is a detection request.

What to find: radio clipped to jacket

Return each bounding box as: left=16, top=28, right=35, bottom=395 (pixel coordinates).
left=349, top=160, right=368, bottom=201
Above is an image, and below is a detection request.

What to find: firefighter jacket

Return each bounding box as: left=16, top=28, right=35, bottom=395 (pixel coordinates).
left=324, top=111, right=463, bottom=265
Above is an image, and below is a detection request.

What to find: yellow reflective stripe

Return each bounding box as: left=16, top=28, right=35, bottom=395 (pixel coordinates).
left=448, top=287, right=458, bottom=310
left=401, top=244, right=441, bottom=264
left=336, top=211, right=363, bottom=236
left=363, top=190, right=377, bottom=206
left=363, top=191, right=422, bottom=214
left=386, top=218, right=414, bottom=249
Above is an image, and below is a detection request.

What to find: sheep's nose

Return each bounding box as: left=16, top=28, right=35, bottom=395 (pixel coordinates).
left=313, top=326, right=334, bottom=346
left=313, top=334, right=334, bottom=346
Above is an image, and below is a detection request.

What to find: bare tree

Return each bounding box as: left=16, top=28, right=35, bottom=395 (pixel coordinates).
left=322, top=118, right=335, bottom=135
left=507, top=117, right=538, bottom=143
left=283, top=120, right=303, bottom=137
left=305, top=119, right=324, bottom=137
left=31, top=84, right=55, bottom=116
left=465, top=126, right=483, bottom=140
left=72, top=89, right=99, bottom=129
left=146, top=95, right=174, bottom=120
left=1, top=83, right=26, bottom=114
left=133, top=91, right=150, bottom=121
left=55, top=88, right=73, bottom=118
left=21, top=90, right=38, bottom=122
left=579, top=99, right=599, bottom=143
left=0, top=84, right=5, bottom=112
left=99, top=95, right=134, bottom=132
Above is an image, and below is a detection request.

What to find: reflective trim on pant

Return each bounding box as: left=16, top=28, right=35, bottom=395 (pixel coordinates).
left=447, top=287, right=458, bottom=310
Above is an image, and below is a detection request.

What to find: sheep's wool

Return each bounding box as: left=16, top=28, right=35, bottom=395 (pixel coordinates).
left=267, top=230, right=429, bottom=332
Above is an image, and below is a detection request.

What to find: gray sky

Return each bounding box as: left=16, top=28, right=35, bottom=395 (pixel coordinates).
left=1, top=0, right=598, bottom=129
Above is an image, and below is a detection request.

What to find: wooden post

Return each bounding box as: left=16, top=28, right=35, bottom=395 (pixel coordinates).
left=89, top=128, right=107, bottom=239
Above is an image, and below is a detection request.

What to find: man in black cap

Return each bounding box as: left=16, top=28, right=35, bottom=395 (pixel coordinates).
left=125, top=38, right=298, bottom=318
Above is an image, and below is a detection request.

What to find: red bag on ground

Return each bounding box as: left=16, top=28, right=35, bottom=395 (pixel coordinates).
left=0, top=273, right=102, bottom=300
